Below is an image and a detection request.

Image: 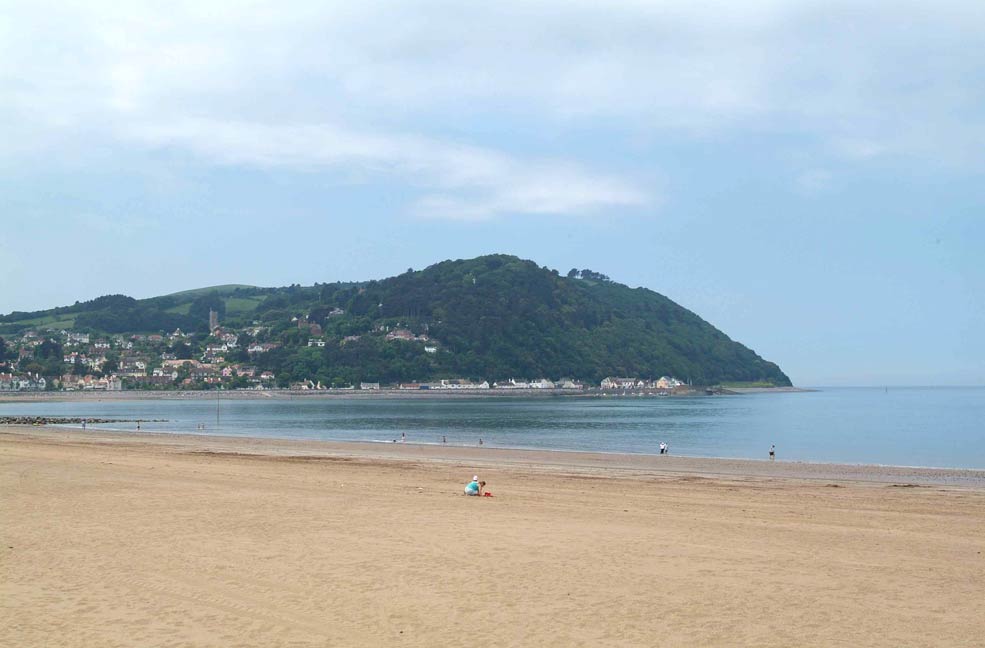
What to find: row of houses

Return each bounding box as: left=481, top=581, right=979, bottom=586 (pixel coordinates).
left=59, top=330, right=188, bottom=349
left=493, top=378, right=585, bottom=390
left=290, top=378, right=586, bottom=391
left=289, top=377, right=688, bottom=392
left=0, top=372, right=47, bottom=391
left=157, top=360, right=276, bottom=384
left=600, top=376, right=686, bottom=390
left=60, top=374, right=123, bottom=391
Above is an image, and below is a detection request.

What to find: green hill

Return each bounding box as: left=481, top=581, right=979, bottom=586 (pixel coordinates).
left=0, top=255, right=791, bottom=386
left=163, top=284, right=260, bottom=298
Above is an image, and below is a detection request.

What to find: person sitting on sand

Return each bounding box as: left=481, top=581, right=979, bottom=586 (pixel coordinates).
left=464, top=476, right=485, bottom=496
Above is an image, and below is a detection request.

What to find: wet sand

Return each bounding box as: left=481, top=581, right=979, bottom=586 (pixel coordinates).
left=2, top=426, right=984, bottom=646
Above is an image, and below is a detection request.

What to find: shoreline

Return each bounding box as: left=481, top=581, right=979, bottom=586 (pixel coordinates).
left=18, top=414, right=985, bottom=475
left=0, top=385, right=814, bottom=403
left=5, top=425, right=984, bottom=489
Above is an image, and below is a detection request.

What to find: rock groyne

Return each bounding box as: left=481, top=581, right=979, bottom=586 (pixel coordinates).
left=0, top=416, right=165, bottom=425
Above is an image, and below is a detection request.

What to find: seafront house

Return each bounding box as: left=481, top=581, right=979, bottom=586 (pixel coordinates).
left=438, top=379, right=490, bottom=389
left=601, top=377, right=642, bottom=389
left=655, top=376, right=683, bottom=390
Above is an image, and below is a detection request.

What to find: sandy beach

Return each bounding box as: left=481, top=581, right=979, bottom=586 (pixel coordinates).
left=2, top=427, right=984, bottom=647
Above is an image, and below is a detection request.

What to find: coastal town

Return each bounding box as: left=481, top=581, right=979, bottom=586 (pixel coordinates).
left=0, top=309, right=687, bottom=395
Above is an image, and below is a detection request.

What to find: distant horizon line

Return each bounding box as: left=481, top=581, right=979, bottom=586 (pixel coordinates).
left=800, top=385, right=985, bottom=389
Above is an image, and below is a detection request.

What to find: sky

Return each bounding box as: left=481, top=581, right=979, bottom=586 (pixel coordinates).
left=1, top=0, right=983, bottom=386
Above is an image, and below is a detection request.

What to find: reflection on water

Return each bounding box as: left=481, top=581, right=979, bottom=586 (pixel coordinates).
left=2, top=387, right=983, bottom=468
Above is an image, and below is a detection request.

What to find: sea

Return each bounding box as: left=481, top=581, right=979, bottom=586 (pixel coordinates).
left=3, top=387, right=984, bottom=469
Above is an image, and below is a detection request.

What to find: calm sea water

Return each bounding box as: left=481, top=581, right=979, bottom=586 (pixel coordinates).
left=3, top=388, right=984, bottom=468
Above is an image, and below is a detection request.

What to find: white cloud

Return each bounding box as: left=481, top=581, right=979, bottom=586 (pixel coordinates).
left=1, top=0, right=984, bottom=218
left=122, top=118, right=648, bottom=219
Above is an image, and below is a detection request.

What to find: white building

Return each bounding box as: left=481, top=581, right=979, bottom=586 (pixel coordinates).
left=601, top=377, right=642, bottom=390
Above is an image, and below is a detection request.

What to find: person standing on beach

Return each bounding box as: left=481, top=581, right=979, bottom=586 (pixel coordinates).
left=442, top=435, right=447, bottom=444
left=769, top=444, right=775, bottom=461
left=82, top=418, right=86, bottom=431
left=659, top=442, right=666, bottom=455
left=401, top=431, right=406, bottom=443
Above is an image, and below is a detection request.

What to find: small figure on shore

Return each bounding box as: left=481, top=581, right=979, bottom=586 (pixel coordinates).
left=82, top=419, right=86, bottom=431
left=401, top=431, right=406, bottom=443
left=136, top=420, right=141, bottom=431
left=442, top=435, right=447, bottom=444
left=478, top=438, right=483, bottom=446
left=769, top=444, right=775, bottom=461
left=464, top=476, right=486, bottom=496
left=659, top=442, right=667, bottom=455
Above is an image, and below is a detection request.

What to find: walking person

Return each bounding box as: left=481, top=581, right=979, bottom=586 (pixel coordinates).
left=769, top=444, right=775, bottom=461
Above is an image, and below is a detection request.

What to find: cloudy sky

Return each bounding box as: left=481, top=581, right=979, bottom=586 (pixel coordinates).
left=2, top=0, right=983, bottom=385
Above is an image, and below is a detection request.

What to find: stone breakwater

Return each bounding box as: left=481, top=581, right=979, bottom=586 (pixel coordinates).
left=0, top=416, right=166, bottom=425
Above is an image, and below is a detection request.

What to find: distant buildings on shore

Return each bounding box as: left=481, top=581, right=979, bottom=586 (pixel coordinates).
left=600, top=376, right=685, bottom=390
left=1, top=317, right=687, bottom=394
left=284, top=376, right=688, bottom=392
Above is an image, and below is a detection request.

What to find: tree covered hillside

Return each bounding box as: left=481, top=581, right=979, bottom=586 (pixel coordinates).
left=347, top=255, right=790, bottom=385
left=0, top=255, right=791, bottom=387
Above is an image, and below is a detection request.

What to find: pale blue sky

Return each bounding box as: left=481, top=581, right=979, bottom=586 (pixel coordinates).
left=1, top=1, right=983, bottom=386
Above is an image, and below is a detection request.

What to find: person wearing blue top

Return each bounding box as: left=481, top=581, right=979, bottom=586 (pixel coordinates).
left=464, top=476, right=484, bottom=496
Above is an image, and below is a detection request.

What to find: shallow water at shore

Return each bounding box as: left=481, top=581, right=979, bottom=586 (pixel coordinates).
left=1, top=387, right=983, bottom=468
